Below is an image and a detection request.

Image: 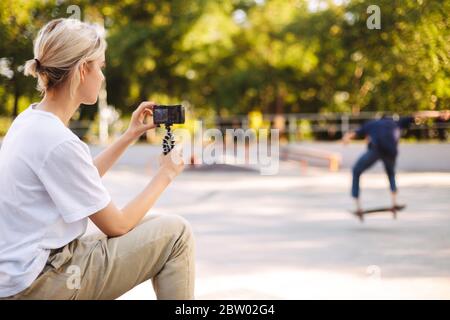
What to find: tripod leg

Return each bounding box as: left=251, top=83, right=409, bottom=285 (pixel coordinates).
left=162, top=124, right=175, bottom=155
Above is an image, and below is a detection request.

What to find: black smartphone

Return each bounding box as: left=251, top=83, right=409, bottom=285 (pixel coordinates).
left=153, top=104, right=185, bottom=125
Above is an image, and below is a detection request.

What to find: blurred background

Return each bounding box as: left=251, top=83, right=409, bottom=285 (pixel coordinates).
left=0, top=0, right=449, bottom=143
left=1, top=0, right=449, bottom=299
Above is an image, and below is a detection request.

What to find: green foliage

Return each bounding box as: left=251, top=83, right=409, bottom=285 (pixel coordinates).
left=0, top=116, right=12, bottom=137
left=0, top=0, right=448, bottom=127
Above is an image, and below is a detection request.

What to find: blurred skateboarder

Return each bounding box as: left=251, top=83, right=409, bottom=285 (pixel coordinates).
left=342, top=111, right=443, bottom=215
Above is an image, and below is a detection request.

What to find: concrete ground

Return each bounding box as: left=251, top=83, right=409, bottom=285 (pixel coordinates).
left=83, top=143, right=450, bottom=300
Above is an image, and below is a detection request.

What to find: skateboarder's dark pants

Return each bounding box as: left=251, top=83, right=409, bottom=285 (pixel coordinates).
left=352, top=147, right=397, bottom=198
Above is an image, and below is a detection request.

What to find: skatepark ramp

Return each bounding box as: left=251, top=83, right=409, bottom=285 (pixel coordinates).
left=281, top=145, right=342, bottom=172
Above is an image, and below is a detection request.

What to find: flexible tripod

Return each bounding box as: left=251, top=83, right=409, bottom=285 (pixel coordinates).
left=162, top=124, right=175, bottom=155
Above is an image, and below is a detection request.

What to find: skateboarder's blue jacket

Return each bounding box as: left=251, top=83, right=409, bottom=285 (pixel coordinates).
left=356, top=116, right=413, bottom=156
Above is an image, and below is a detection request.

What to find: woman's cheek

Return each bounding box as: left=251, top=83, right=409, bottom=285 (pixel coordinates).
left=97, top=71, right=104, bottom=90
left=99, top=70, right=105, bottom=85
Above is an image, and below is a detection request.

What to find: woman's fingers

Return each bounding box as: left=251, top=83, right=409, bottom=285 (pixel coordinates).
left=159, top=145, right=185, bottom=179
left=174, top=143, right=183, bottom=157
left=142, top=108, right=154, bottom=127
left=138, top=109, right=151, bottom=123
left=134, top=101, right=156, bottom=126
left=133, top=101, right=155, bottom=122
left=143, top=109, right=153, bottom=121
left=143, top=122, right=156, bottom=130
left=134, top=101, right=156, bottom=115
left=170, top=144, right=184, bottom=166
left=125, top=101, right=158, bottom=139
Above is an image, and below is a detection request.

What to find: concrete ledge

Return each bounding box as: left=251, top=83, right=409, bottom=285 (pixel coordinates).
left=288, top=142, right=450, bottom=172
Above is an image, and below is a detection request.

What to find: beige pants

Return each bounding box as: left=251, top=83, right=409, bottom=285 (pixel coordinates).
left=3, top=214, right=195, bottom=300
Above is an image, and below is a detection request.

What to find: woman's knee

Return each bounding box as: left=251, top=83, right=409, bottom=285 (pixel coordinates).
left=158, top=215, right=194, bottom=244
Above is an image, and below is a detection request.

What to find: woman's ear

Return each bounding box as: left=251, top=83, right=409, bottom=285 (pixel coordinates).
left=79, top=61, right=87, bottom=82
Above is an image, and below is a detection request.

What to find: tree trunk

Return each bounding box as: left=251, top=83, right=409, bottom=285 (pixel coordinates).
left=275, top=85, right=286, bottom=114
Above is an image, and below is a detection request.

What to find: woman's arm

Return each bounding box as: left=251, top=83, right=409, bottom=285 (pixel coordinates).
left=90, top=151, right=184, bottom=237
left=93, top=101, right=156, bottom=177
left=93, top=132, right=135, bottom=177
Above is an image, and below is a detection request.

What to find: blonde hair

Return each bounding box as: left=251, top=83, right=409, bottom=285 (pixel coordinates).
left=24, top=18, right=107, bottom=97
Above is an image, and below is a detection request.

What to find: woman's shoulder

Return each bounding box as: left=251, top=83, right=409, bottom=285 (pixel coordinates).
left=27, top=111, right=78, bottom=142
left=5, top=111, right=81, bottom=158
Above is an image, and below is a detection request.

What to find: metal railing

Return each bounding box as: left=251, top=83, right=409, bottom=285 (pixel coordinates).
left=213, top=112, right=450, bottom=142
left=60, top=111, right=449, bottom=142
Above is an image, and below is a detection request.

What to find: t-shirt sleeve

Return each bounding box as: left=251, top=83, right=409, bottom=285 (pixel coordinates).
left=37, top=139, right=111, bottom=223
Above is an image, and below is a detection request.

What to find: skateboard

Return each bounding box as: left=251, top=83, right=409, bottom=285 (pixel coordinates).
left=350, top=205, right=406, bottom=222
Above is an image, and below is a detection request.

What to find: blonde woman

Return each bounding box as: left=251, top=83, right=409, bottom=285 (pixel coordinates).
left=0, top=18, right=195, bottom=300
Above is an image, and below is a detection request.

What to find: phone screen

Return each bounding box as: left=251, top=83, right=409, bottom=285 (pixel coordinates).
left=154, top=108, right=168, bottom=123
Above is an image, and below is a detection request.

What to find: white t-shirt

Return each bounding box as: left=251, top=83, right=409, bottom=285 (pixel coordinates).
left=0, top=104, right=111, bottom=297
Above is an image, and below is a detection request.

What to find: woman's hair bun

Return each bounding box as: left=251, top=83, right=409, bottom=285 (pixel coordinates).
left=24, top=58, right=39, bottom=78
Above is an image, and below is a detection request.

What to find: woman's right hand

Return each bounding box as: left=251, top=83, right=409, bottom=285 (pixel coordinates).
left=158, top=146, right=185, bottom=180
left=124, top=101, right=156, bottom=141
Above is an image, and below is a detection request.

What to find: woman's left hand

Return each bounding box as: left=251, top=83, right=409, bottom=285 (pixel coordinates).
left=125, top=101, right=157, bottom=141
